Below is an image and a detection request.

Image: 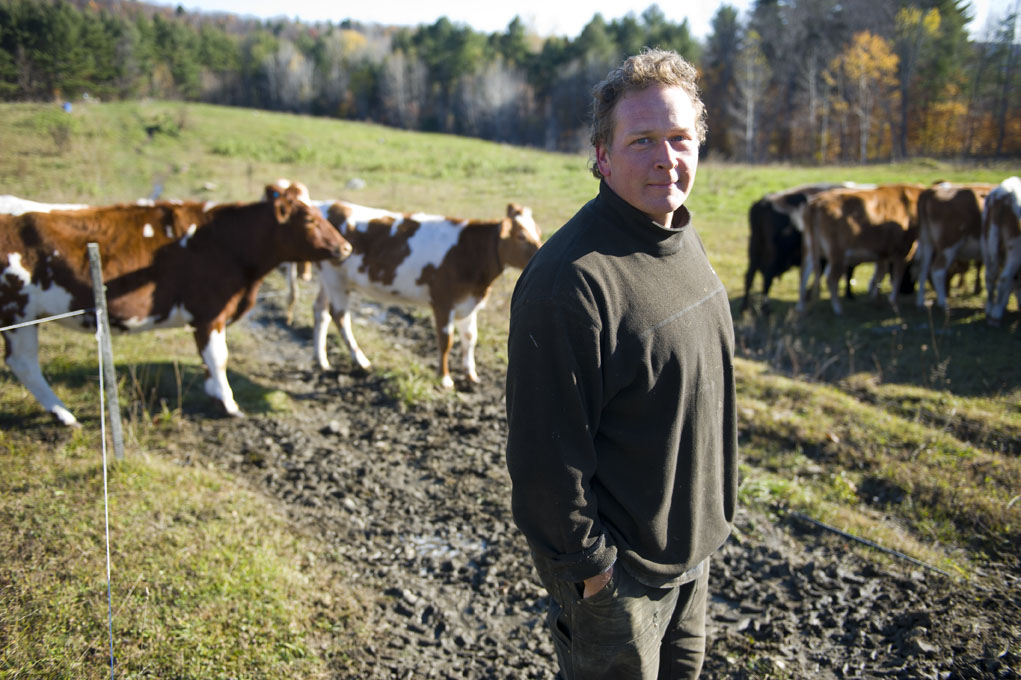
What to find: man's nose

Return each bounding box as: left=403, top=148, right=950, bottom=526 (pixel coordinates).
left=654, top=142, right=680, bottom=169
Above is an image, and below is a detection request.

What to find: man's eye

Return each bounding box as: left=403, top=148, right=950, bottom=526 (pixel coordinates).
left=631, top=137, right=651, bottom=145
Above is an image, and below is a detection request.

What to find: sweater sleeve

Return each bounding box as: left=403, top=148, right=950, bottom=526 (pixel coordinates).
left=505, top=296, right=617, bottom=583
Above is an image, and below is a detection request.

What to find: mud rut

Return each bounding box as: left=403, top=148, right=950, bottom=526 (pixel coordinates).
left=168, top=283, right=1018, bottom=680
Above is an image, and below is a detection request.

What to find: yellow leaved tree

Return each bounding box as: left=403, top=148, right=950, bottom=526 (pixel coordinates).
left=829, top=31, right=900, bottom=163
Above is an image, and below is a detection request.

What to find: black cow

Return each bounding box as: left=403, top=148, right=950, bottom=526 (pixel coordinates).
left=743, top=183, right=848, bottom=312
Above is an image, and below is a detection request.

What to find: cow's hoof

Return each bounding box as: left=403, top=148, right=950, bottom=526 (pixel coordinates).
left=52, top=408, right=80, bottom=428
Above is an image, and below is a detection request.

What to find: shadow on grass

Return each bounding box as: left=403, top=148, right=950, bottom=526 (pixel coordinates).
left=731, top=293, right=1020, bottom=399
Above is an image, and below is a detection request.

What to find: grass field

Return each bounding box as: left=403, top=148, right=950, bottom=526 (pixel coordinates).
left=1, top=100, right=1019, bottom=677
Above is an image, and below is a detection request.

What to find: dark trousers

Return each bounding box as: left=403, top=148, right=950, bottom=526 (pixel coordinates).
left=533, top=558, right=709, bottom=680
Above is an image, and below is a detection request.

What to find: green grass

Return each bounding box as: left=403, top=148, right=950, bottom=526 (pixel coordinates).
left=0, top=429, right=364, bottom=678
left=1, top=100, right=1020, bottom=676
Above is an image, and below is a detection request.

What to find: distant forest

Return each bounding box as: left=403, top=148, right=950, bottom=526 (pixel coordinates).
left=1, top=0, right=1019, bottom=161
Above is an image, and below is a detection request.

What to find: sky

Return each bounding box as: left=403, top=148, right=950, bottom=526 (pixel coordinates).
left=164, top=0, right=1012, bottom=41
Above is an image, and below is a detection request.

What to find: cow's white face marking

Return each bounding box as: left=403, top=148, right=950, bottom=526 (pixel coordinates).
left=516, top=208, right=540, bottom=243
left=143, top=223, right=155, bottom=238
left=203, top=201, right=217, bottom=212
left=3, top=253, right=76, bottom=322
left=164, top=224, right=173, bottom=238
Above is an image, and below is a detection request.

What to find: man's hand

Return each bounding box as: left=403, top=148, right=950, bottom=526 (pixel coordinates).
left=581, top=564, right=614, bottom=598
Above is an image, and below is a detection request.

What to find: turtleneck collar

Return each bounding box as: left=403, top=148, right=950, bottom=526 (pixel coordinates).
left=595, top=181, right=692, bottom=255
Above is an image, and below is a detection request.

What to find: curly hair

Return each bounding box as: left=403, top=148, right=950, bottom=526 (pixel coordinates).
left=589, top=48, right=707, bottom=180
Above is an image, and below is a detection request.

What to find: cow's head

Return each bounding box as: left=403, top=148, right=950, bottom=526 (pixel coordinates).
left=499, top=203, right=542, bottom=270
left=264, top=181, right=352, bottom=262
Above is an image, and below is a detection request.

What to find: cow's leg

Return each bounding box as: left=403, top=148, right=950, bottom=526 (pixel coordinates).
left=195, top=324, right=242, bottom=417
left=989, top=237, right=1021, bottom=324
left=933, top=243, right=964, bottom=308
left=284, top=262, right=299, bottom=325
left=456, top=310, right=480, bottom=384
left=843, top=265, right=856, bottom=300
left=313, top=271, right=370, bottom=372
left=314, top=285, right=367, bottom=370
left=756, top=262, right=786, bottom=311
left=433, top=305, right=456, bottom=390
left=930, top=258, right=949, bottom=309
left=915, top=239, right=933, bottom=307
left=983, top=227, right=1001, bottom=316
left=888, top=260, right=905, bottom=314
left=867, top=261, right=886, bottom=301
left=796, top=252, right=814, bottom=313
left=3, top=327, right=79, bottom=426
left=825, top=256, right=844, bottom=315
left=742, top=264, right=758, bottom=311
left=312, top=284, right=334, bottom=370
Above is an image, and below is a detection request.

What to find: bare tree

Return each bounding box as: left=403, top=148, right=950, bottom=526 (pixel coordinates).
left=733, top=29, right=770, bottom=162
left=379, top=50, right=427, bottom=129
left=263, top=39, right=313, bottom=112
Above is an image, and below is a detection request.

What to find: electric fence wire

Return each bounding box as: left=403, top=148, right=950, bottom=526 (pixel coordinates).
left=0, top=308, right=87, bottom=333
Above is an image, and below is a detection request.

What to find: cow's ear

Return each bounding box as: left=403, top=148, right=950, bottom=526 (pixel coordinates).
left=265, top=184, right=281, bottom=201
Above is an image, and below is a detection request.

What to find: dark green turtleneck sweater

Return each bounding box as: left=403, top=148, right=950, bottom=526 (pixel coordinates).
left=505, top=181, right=738, bottom=587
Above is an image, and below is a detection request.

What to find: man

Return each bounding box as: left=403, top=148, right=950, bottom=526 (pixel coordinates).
left=504, top=48, right=737, bottom=679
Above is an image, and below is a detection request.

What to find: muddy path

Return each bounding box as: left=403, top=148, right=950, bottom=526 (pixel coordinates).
left=168, top=283, right=1019, bottom=679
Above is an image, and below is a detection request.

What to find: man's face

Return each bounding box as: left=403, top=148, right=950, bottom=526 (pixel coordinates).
left=595, top=84, right=699, bottom=227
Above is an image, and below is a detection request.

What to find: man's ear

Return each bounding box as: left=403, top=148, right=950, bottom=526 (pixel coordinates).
left=595, top=145, right=611, bottom=178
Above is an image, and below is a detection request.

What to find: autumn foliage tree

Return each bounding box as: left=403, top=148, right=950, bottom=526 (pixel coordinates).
left=0, top=0, right=1017, bottom=160
left=831, top=31, right=900, bottom=163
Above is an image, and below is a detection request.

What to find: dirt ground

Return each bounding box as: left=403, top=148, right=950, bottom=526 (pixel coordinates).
left=162, top=283, right=1019, bottom=680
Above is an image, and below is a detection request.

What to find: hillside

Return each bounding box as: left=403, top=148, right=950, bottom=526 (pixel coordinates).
left=1, top=101, right=1018, bottom=678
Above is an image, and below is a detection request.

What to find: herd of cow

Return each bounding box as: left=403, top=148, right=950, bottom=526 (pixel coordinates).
left=742, top=176, right=1021, bottom=322
left=0, top=180, right=542, bottom=426
left=2, top=174, right=1019, bottom=427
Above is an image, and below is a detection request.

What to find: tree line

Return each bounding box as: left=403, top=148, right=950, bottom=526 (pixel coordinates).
left=1, top=0, right=1018, bottom=161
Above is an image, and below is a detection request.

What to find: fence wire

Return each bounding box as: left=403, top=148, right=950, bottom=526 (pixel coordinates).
left=3, top=307, right=116, bottom=677
left=0, top=308, right=88, bottom=333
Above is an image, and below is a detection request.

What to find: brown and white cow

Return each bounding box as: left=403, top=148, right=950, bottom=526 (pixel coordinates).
left=310, top=199, right=542, bottom=389
left=981, top=176, right=1021, bottom=326
left=914, top=181, right=995, bottom=309
left=743, top=182, right=868, bottom=312
left=798, top=183, right=925, bottom=315
left=0, top=183, right=351, bottom=425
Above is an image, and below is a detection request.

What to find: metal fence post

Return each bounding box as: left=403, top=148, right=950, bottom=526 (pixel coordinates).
left=87, top=243, right=125, bottom=461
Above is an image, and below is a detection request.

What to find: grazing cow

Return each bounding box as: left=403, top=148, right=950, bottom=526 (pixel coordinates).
left=799, top=183, right=925, bottom=315
left=743, top=183, right=863, bottom=312
left=0, top=183, right=351, bottom=425
left=311, top=200, right=542, bottom=389
left=915, top=182, right=995, bottom=308
left=981, top=176, right=1021, bottom=326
